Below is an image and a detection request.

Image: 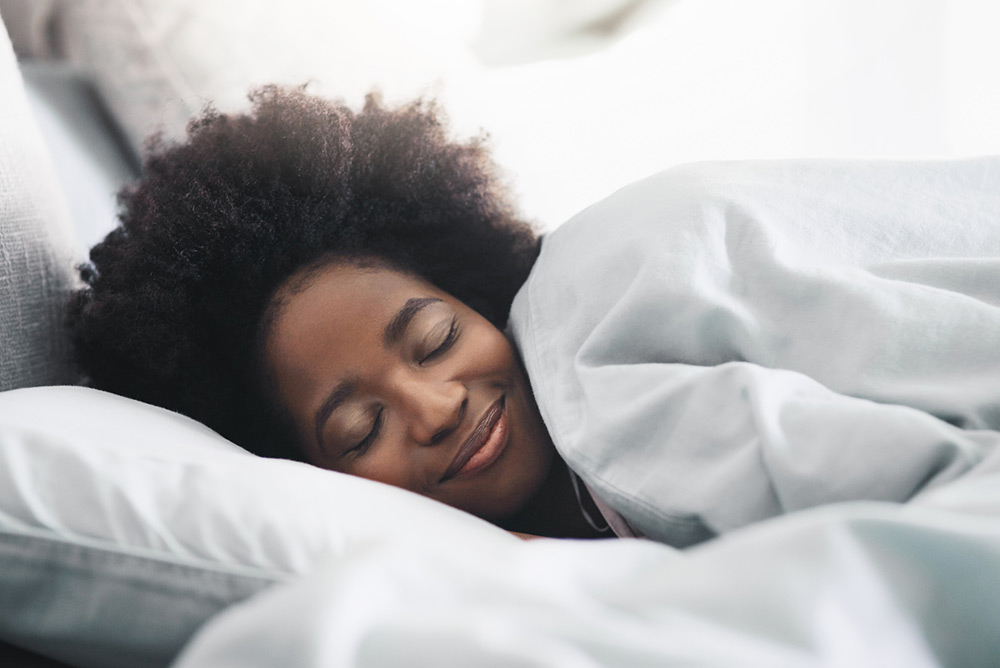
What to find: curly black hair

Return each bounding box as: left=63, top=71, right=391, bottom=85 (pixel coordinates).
left=68, top=86, right=540, bottom=459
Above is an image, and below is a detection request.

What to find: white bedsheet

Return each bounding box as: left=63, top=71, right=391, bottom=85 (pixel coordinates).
left=510, top=157, right=1000, bottom=547
left=171, top=471, right=1000, bottom=667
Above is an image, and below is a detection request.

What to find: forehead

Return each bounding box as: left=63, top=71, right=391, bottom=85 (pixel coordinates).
left=267, top=261, right=441, bottom=360
left=278, top=261, right=436, bottom=320
left=263, top=262, right=444, bottom=405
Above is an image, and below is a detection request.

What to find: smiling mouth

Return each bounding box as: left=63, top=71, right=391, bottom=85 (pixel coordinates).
left=440, top=396, right=509, bottom=482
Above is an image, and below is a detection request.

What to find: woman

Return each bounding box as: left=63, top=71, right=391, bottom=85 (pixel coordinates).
left=68, top=86, right=605, bottom=539
left=69, top=87, right=1000, bottom=545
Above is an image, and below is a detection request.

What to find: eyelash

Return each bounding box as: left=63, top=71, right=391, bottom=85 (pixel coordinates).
left=419, top=317, right=460, bottom=365
left=346, top=317, right=460, bottom=457
left=348, top=408, right=383, bottom=456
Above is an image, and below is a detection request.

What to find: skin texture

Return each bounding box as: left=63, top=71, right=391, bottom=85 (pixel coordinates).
left=265, top=260, right=558, bottom=522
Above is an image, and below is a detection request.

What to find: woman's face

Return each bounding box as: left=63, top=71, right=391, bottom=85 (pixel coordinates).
left=263, top=260, right=556, bottom=521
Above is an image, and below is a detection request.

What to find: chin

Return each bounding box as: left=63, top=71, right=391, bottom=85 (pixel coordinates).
left=489, top=449, right=558, bottom=524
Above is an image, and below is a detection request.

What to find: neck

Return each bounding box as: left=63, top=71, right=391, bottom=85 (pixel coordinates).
left=500, top=458, right=612, bottom=539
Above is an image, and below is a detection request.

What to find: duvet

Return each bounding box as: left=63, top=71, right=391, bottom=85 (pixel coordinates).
left=509, top=157, right=1000, bottom=546
left=172, top=468, right=1000, bottom=667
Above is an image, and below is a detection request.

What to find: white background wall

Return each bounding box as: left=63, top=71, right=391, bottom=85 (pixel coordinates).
left=431, top=0, right=1000, bottom=228
left=17, top=0, right=1000, bottom=234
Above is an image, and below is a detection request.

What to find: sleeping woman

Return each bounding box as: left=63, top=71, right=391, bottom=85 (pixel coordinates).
left=67, top=87, right=1000, bottom=546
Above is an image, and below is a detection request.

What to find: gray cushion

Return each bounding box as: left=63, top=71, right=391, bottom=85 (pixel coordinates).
left=0, top=15, right=79, bottom=391
left=0, top=1, right=59, bottom=58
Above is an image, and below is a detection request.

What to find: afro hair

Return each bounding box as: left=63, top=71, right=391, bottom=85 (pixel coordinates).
left=68, top=86, right=540, bottom=459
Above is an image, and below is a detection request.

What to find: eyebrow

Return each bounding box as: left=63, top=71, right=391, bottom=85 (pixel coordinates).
left=382, top=297, right=442, bottom=348
left=313, top=297, right=443, bottom=450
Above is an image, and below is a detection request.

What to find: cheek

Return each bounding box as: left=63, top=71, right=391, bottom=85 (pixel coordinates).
left=341, top=435, right=432, bottom=495
left=351, top=456, right=410, bottom=488
left=468, top=326, right=519, bottom=375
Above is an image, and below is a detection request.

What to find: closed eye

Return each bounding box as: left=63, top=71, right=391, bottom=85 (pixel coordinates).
left=419, top=317, right=460, bottom=365
left=348, top=408, right=383, bottom=456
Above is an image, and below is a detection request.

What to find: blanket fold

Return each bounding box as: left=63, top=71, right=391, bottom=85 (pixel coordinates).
left=510, top=158, right=1000, bottom=546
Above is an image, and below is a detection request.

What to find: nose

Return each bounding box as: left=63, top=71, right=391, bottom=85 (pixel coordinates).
left=391, top=372, right=467, bottom=446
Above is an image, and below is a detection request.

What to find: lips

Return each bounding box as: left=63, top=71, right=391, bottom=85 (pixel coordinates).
left=440, top=396, right=509, bottom=482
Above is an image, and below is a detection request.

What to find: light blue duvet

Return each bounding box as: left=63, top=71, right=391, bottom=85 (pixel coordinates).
left=509, top=158, right=1000, bottom=546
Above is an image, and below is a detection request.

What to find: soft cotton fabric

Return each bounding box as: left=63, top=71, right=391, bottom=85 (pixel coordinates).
left=173, top=473, right=1000, bottom=668
left=509, top=158, right=1000, bottom=547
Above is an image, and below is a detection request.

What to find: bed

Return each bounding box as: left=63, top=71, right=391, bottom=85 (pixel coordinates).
left=2, top=2, right=1000, bottom=667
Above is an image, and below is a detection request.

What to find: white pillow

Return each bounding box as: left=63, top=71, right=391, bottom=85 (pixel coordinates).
left=0, top=386, right=512, bottom=668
